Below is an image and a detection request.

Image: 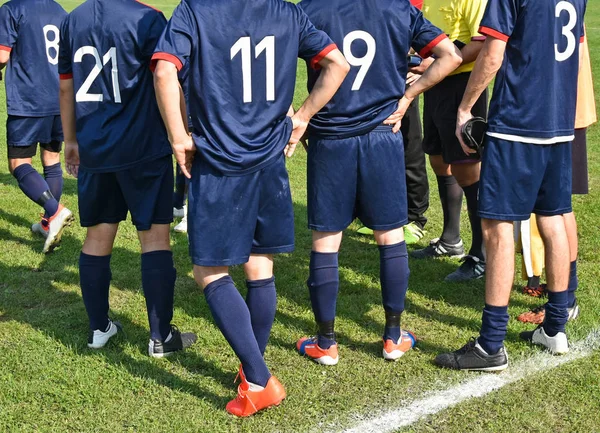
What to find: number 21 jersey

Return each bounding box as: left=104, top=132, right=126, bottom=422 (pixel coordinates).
left=58, top=0, right=171, bottom=172
left=0, top=0, right=67, bottom=117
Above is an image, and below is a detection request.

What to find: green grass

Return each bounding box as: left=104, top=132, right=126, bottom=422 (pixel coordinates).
left=0, top=1, right=599, bottom=432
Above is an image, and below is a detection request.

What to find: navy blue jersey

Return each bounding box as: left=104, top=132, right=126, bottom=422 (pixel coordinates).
left=152, top=0, right=334, bottom=175
left=0, top=0, right=67, bottom=116
left=58, top=0, right=171, bottom=173
left=480, top=0, right=587, bottom=143
left=299, top=0, right=445, bottom=139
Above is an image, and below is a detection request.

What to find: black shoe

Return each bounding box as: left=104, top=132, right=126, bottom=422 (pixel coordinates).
left=434, top=338, right=509, bottom=371
left=411, top=238, right=465, bottom=260
left=148, top=325, right=198, bottom=358
left=445, top=255, right=486, bottom=282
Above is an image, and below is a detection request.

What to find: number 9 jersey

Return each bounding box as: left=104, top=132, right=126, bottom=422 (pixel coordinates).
left=58, top=0, right=171, bottom=173
left=0, top=0, right=67, bottom=117
left=479, top=0, right=587, bottom=143
left=298, top=0, right=445, bottom=139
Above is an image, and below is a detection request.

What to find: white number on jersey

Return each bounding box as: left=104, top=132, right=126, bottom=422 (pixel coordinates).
left=343, top=30, right=376, bottom=91
left=230, top=36, right=276, bottom=103
left=43, top=25, right=60, bottom=65
left=74, top=46, right=121, bottom=103
left=555, top=1, right=577, bottom=62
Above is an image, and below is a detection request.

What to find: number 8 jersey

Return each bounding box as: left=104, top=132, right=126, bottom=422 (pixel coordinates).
left=479, top=0, right=587, bottom=143
left=0, top=0, right=67, bottom=117
left=58, top=0, right=171, bottom=172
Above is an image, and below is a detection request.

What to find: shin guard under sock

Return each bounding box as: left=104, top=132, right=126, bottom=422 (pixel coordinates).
left=379, top=242, right=409, bottom=343
left=79, top=253, right=112, bottom=331
left=141, top=251, right=176, bottom=341
left=246, top=276, right=277, bottom=356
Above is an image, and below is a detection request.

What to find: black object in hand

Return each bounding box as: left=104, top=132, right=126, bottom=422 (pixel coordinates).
left=461, top=117, right=487, bottom=155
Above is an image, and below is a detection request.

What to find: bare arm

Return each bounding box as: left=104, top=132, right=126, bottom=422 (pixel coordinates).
left=287, top=48, right=349, bottom=157
left=59, top=78, right=80, bottom=177
left=456, top=37, right=507, bottom=154
left=386, top=38, right=463, bottom=132
left=459, top=40, right=485, bottom=65
left=154, top=59, right=195, bottom=178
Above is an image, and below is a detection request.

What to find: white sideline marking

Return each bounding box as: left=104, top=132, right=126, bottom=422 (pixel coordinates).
left=338, top=331, right=600, bottom=433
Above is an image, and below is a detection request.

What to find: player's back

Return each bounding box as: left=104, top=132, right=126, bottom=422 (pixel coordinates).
left=483, top=0, right=587, bottom=140
left=0, top=0, right=67, bottom=116
left=168, top=0, right=330, bottom=175
left=299, top=0, right=435, bottom=139
left=59, top=0, right=170, bottom=172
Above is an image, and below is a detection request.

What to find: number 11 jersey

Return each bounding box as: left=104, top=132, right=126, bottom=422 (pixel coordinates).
left=58, top=0, right=171, bottom=173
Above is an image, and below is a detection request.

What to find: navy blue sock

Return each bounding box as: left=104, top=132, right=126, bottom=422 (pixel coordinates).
left=79, top=253, right=111, bottom=331
left=172, top=167, right=187, bottom=209
left=204, top=276, right=271, bottom=387
left=43, top=163, right=63, bottom=218
left=567, top=260, right=578, bottom=308
left=141, top=251, right=175, bottom=341
left=245, top=276, right=277, bottom=356
left=544, top=291, right=568, bottom=337
left=308, top=251, right=339, bottom=349
left=13, top=164, right=58, bottom=217
left=379, top=242, right=409, bottom=343
left=478, top=304, right=509, bottom=355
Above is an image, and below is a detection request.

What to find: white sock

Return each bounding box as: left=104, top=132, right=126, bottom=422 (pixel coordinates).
left=247, top=381, right=265, bottom=392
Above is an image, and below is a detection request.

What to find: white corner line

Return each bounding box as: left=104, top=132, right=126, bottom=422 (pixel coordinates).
left=337, top=330, right=600, bottom=433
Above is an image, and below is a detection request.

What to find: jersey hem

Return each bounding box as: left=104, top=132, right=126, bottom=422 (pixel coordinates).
left=59, top=73, right=73, bottom=80
left=486, top=129, right=575, bottom=144
left=0, top=45, right=12, bottom=52
left=79, top=150, right=172, bottom=173
left=7, top=110, right=61, bottom=117
left=151, top=52, right=183, bottom=71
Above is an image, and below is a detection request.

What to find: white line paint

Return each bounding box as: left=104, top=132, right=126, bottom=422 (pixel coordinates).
left=337, top=330, right=600, bottom=433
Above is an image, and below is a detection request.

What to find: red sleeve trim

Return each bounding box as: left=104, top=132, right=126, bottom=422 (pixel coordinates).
left=0, top=45, right=12, bottom=52
left=418, top=34, right=448, bottom=58
left=150, top=52, right=183, bottom=72
left=135, top=0, right=162, bottom=13
left=479, top=26, right=509, bottom=42
left=59, top=73, right=73, bottom=80
left=580, top=35, right=585, bottom=43
left=410, top=0, right=423, bottom=10
left=310, top=43, right=337, bottom=70
left=471, top=36, right=486, bottom=42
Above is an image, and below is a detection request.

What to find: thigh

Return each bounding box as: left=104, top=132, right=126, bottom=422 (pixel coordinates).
left=78, top=169, right=128, bottom=227
left=253, top=155, right=295, bottom=255
left=479, top=138, right=545, bottom=221
left=534, top=142, right=572, bottom=216
left=188, top=158, right=260, bottom=267
left=307, top=135, right=358, bottom=232
left=356, top=127, right=407, bottom=230
left=117, top=155, right=174, bottom=231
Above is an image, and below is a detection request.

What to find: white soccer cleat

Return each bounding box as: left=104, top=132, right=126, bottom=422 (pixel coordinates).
left=521, top=326, right=569, bottom=355
left=31, top=221, right=49, bottom=239
left=88, top=320, right=119, bottom=349
left=43, top=205, right=74, bottom=254
left=173, top=205, right=186, bottom=218
left=174, top=212, right=187, bottom=233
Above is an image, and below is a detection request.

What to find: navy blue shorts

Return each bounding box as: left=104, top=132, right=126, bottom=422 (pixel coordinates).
left=7, top=115, right=63, bottom=146
left=479, top=137, right=572, bottom=221
left=188, top=154, right=294, bottom=267
left=307, top=125, right=408, bottom=232
left=78, top=156, right=174, bottom=231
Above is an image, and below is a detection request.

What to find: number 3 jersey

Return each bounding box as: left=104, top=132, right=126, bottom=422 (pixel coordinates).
left=152, top=0, right=334, bottom=176
left=298, top=0, right=445, bottom=139
left=58, top=0, right=171, bottom=172
left=0, top=0, right=67, bottom=117
left=480, top=0, right=587, bottom=143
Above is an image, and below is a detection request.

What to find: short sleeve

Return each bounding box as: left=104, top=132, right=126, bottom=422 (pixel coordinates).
left=461, top=0, right=488, bottom=41
left=151, top=0, right=195, bottom=71
left=478, top=0, right=520, bottom=42
left=142, top=11, right=167, bottom=60
left=58, top=16, right=72, bottom=79
left=296, top=7, right=335, bottom=70
left=410, top=7, right=447, bottom=58
left=0, top=4, right=19, bottom=52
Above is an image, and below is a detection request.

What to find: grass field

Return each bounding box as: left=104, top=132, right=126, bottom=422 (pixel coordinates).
left=0, top=1, right=599, bottom=432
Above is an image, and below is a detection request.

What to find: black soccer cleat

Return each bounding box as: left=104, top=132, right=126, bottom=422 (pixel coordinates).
left=148, top=325, right=198, bottom=358
left=411, top=238, right=465, bottom=260
left=434, top=338, right=508, bottom=371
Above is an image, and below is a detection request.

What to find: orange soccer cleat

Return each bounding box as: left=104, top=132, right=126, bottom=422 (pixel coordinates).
left=226, top=375, right=286, bottom=417
left=296, top=336, right=339, bottom=365
left=382, top=330, right=416, bottom=361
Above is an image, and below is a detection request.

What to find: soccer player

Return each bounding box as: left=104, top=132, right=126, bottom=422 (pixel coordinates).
left=296, top=0, right=461, bottom=364
left=411, top=0, right=489, bottom=283
left=58, top=0, right=197, bottom=357
left=435, top=0, right=587, bottom=371
left=152, top=0, right=348, bottom=417
left=0, top=0, right=73, bottom=254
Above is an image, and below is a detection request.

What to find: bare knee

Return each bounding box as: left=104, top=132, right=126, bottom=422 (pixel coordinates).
left=536, top=214, right=568, bottom=245
left=138, top=224, right=171, bottom=253
left=312, top=231, right=343, bottom=253
left=451, top=162, right=480, bottom=187
left=8, top=157, right=32, bottom=175
left=82, top=223, right=119, bottom=256
left=244, top=254, right=274, bottom=281
left=429, top=155, right=451, bottom=176
left=193, top=265, right=229, bottom=290
left=482, top=219, right=513, bottom=246
left=41, top=149, right=61, bottom=167
left=373, top=227, right=404, bottom=246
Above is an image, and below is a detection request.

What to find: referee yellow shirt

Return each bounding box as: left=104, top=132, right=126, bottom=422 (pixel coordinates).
left=422, top=0, right=487, bottom=75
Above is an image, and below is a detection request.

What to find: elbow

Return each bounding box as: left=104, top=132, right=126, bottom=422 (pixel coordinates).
left=341, top=59, right=351, bottom=76
left=450, top=49, right=463, bottom=69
